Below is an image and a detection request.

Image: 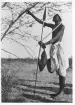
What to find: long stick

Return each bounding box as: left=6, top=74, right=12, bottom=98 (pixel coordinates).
left=34, top=21, right=44, bottom=96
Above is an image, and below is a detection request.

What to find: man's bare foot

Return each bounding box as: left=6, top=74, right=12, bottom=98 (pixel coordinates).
left=50, top=93, right=58, bottom=99
left=50, top=91, right=64, bottom=99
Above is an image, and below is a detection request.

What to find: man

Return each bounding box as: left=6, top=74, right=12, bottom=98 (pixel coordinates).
left=27, top=10, right=66, bottom=99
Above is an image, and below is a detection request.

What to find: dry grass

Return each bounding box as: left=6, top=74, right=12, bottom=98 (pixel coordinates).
left=1, top=59, right=72, bottom=103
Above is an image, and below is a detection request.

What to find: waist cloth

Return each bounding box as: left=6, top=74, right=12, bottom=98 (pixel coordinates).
left=50, top=41, right=66, bottom=77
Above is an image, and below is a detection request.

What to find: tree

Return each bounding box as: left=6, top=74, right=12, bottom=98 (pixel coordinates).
left=1, top=2, right=72, bottom=58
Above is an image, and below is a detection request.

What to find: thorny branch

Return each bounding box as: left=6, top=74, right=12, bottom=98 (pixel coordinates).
left=1, top=2, right=8, bottom=8
left=1, top=2, right=72, bottom=42
left=1, top=2, right=39, bottom=41
left=1, top=49, right=19, bottom=58
left=5, top=37, right=35, bottom=58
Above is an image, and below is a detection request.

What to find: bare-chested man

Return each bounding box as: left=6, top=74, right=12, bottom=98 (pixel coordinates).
left=27, top=10, right=66, bottom=99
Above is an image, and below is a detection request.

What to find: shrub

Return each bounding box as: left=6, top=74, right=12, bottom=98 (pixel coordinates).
left=1, top=63, right=19, bottom=102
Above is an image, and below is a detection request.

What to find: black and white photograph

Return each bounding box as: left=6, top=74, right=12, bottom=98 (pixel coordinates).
left=1, top=0, right=72, bottom=103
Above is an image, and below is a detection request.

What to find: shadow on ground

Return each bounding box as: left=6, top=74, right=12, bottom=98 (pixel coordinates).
left=22, top=93, right=68, bottom=103
left=18, top=79, right=72, bottom=95
left=2, top=79, right=72, bottom=103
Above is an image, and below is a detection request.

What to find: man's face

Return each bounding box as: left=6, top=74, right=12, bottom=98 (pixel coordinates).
left=53, top=15, right=60, bottom=23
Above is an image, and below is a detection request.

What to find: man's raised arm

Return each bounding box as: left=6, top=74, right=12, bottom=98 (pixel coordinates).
left=27, top=10, right=54, bottom=28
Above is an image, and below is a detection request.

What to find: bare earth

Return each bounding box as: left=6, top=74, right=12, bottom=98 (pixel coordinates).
left=1, top=59, right=72, bottom=103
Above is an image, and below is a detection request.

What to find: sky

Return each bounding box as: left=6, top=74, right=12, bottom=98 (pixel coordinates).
left=1, top=2, right=72, bottom=64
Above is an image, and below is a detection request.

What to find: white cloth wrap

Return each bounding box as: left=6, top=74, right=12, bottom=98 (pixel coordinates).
left=50, top=42, right=67, bottom=77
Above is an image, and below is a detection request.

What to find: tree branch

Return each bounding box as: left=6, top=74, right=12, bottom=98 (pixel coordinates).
left=5, top=37, right=35, bottom=58
left=1, top=49, right=19, bottom=58
left=1, top=2, right=8, bottom=8
left=1, top=2, right=38, bottom=42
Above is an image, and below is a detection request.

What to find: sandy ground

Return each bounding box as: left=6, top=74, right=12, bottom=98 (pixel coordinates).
left=1, top=60, right=72, bottom=103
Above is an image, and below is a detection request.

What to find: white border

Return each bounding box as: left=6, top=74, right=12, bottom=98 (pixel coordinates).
left=72, top=0, right=75, bottom=103
left=0, top=0, right=74, bottom=104
left=0, top=0, right=72, bottom=3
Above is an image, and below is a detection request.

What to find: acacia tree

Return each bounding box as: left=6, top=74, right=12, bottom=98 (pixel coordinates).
left=1, top=2, right=72, bottom=58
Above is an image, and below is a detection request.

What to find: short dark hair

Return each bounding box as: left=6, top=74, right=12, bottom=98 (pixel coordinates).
left=53, top=14, right=62, bottom=22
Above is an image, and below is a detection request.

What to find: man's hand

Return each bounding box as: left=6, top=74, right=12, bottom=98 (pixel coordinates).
left=38, top=41, right=46, bottom=49
left=26, top=10, right=31, bottom=15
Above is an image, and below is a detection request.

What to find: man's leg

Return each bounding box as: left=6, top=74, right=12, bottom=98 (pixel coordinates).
left=50, top=43, right=66, bottom=98
left=59, top=75, right=65, bottom=93
left=50, top=74, right=65, bottom=98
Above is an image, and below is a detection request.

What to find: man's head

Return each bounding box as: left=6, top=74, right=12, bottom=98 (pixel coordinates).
left=53, top=14, right=62, bottom=23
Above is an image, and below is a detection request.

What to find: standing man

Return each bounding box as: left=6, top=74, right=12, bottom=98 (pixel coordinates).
left=27, top=10, right=66, bottom=99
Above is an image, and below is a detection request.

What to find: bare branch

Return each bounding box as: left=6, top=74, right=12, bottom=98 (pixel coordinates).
left=1, top=49, right=19, bottom=58
left=5, top=37, right=35, bottom=58
left=1, top=2, right=39, bottom=41
left=1, top=2, right=8, bottom=8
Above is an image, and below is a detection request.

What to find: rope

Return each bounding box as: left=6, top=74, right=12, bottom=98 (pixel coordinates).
left=43, top=22, right=62, bottom=41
